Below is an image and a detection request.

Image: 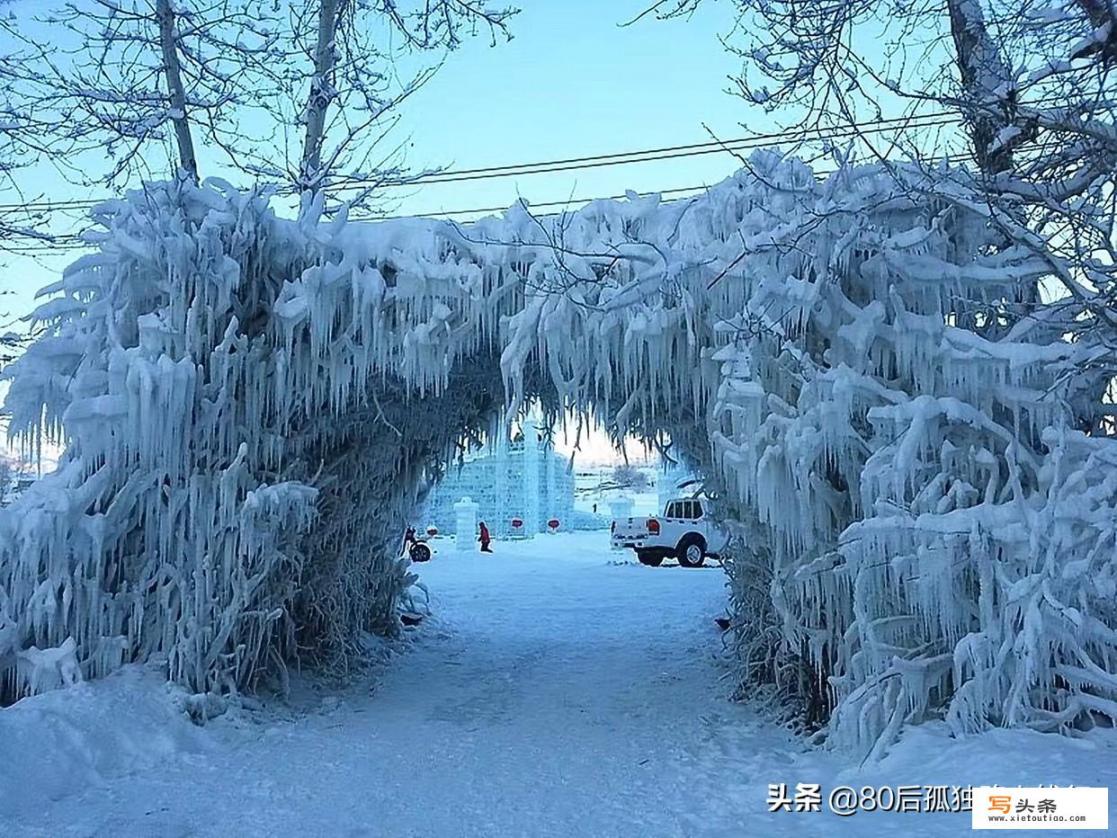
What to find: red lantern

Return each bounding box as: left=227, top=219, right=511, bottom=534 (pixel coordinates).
left=511, top=517, right=523, bottom=528
left=426, top=527, right=438, bottom=537
left=547, top=518, right=560, bottom=531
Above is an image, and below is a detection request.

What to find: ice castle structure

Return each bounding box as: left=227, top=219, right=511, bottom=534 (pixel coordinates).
left=420, top=418, right=574, bottom=538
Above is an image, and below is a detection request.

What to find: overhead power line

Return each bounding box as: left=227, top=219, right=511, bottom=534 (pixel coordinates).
left=333, top=110, right=961, bottom=192
left=3, top=152, right=974, bottom=256
left=0, top=108, right=966, bottom=217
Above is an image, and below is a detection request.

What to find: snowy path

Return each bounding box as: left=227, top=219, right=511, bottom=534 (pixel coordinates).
left=5, top=531, right=1117, bottom=837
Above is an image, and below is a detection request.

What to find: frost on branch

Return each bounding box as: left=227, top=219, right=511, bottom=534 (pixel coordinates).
left=1, top=156, right=1115, bottom=761
left=707, top=155, right=1117, bottom=757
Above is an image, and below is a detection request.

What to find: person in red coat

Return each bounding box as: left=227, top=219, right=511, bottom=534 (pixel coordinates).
left=478, top=521, right=493, bottom=553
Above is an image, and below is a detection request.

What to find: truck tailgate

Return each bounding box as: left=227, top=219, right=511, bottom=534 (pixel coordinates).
left=611, top=517, right=648, bottom=542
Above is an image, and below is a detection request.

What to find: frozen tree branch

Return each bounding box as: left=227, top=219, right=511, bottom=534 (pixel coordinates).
left=0, top=1, right=518, bottom=198
left=633, top=0, right=1117, bottom=753
left=155, top=0, right=198, bottom=181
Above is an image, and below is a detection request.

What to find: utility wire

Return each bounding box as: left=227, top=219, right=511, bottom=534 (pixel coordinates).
left=0, top=109, right=966, bottom=217
left=2, top=152, right=974, bottom=255
left=330, top=110, right=961, bottom=192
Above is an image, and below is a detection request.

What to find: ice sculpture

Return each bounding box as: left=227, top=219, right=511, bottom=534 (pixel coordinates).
left=453, top=497, right=479, bottom=553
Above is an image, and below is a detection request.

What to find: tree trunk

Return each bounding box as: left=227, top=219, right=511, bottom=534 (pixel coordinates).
left=945, top=0, right=1040, bottom=328
left=300, top=0, right=343, bottom=193
left=155, top=0, right=199, bottom=182
left=945, top=0, right=1015, bottom=176
left=1072, top=0, right=1117, bottom=63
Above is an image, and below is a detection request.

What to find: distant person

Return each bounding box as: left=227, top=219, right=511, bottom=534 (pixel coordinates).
left=479, top=521, right=493, bottom=553
left=403, top=526, right=416, bottom=551
left=593, top=503, right=597, bottom=514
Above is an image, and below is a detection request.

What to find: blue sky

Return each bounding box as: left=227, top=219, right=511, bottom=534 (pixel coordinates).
left=389, top=1, right=748, bottom=215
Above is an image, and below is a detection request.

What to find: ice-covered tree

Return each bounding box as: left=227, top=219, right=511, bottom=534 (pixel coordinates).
left=636, top=0, right=1117, bottom=755
left=708, top=158, right=1117, bottom=757
left=3, top=150, right=1115, bottom=755
left=639, top=0, right=1116, bottom=365
left=611, top=463, right=648, bottom=490
left=0, top=0, right=516, bottom=197
left=0, top=0, right=519, bottom=705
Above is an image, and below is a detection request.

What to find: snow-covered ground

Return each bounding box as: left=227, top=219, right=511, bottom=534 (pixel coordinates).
left=3, top=531, right=1115, bottom=836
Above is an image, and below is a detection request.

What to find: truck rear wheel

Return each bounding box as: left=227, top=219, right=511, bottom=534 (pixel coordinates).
left=636, top=549, right=664, bottom=567
left=677, top=536, right=706, bottom=568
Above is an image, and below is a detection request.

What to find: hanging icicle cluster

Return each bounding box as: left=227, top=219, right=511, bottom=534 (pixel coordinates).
left=2, top=155, right=1115, bottom=760
left=0, top=182, right=513, bottom=702
left=705, top=155, right=1117, bottom=758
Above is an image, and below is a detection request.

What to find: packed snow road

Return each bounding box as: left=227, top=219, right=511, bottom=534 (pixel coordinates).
left=4, top=531, right=1116, bottom=837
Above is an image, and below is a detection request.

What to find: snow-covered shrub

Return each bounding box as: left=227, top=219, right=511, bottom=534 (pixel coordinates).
left=0, top=184, right=323, bottom=701
left=0, top=182, right=510, bottom=702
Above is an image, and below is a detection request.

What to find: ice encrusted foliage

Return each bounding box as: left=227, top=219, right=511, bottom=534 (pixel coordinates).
left=708, top=158, right=1117, bottom=757
left=0, top=182, right=512, bottom=702
left=2, top=155, right=1115, bottom=759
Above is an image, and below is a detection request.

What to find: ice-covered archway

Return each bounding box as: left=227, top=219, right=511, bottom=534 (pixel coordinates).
left=0, top=173, right=724, bottom=704
left=4, top=155, right=1116, bottom=757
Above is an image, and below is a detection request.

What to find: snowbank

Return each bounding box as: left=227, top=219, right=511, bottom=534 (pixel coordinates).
left=848, top=721, right=1117, bottom=791
left=0, top=665, right=214, bottom=823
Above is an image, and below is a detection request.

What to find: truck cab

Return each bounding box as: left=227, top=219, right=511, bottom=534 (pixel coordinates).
left=610, top=497, right=729, bottom=567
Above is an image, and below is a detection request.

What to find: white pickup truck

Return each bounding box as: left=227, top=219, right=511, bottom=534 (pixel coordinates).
left=610, top=497, right=729, bottom=567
